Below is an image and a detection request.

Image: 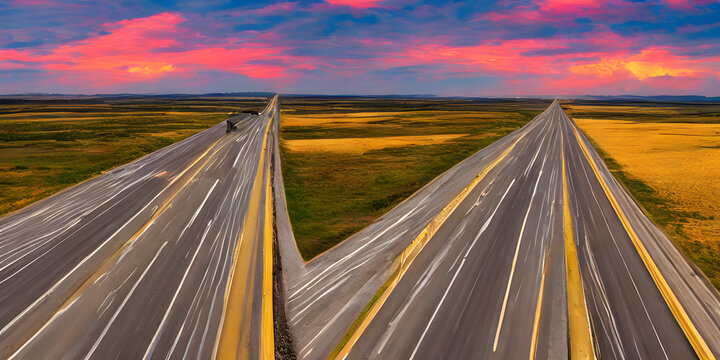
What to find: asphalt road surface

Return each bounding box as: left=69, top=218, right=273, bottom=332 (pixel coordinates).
left=282, top=101, right=720, bottom=359
left=0, top=96, right=279, bottom=359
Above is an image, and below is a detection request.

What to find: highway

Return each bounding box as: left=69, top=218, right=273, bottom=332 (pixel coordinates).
left=2, top=96, right=720, bottom=360
left=282, top=101, right=720, bottom=359
left=0, top=96, right=279, bottom=359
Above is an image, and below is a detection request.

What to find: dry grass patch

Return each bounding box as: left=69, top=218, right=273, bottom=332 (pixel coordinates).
left=576, top=119, right=720, bottom=244
left=573, top=112, right=720, bottom=288
left=280, top=113, right=395, bottom=127
left=280, top=97, right=548, bottom=259
left=283, top=134, right=468, bottom=154
left=569, top=105, right=682, bottom=115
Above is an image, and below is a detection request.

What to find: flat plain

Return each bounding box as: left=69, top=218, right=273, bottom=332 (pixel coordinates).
left=279, top=97, right=548, bottom=259
left=2, top=96, right=717, bottom=293
left=0, top=96, right=268, bottom=216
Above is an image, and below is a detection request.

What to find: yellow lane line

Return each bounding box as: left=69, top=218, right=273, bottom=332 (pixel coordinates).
left=562, top=141, right=596, bottom=360
left=216, top=113, right=275, bottom=360
left=331, top=134, right=524, bottom=360
left=528, top=250, right=548, bottom=360
left=569, top=124, right=715, bottom=360
left=261, top=160, right=275, bottom=359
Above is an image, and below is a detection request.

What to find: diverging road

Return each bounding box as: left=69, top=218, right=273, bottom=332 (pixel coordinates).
left=2, top=97, right=720, bottom=360
left=284, top=101, right=720, bottom=360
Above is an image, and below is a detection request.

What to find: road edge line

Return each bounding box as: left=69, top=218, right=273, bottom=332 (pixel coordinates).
left=216, top=98, right=276, bottom=360
left=570, top=124, right=715, bottom=360
left=328, top=134, right=523, bottom=360
left=529, top=249, right=549, bottom=360
left=261, top=157, right=275, bottom=359
left=562, top=141, right=596, bottom=360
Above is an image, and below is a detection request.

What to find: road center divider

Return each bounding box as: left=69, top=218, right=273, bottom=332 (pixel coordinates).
left=261, top=151, right=275, bottom=359
left=562, top=142, right=595, bottom=360
left=216, top=96, right=277, bottom=360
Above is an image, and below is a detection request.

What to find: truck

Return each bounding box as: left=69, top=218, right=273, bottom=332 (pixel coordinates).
left=226, top=110, right=260, bottom=133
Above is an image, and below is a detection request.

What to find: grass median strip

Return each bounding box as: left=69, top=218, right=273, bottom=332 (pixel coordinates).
left=280, top=97, right=547, bottom=260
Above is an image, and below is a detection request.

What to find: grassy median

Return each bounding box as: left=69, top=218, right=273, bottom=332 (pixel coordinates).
left=279, top=97, right=547, bottom=260
left=0, top=96, right=268, bottom=216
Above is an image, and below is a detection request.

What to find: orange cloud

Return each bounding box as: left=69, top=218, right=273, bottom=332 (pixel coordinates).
left=569, top=59, right=626, bottom=78
left=127, top=64, right=175, bottom=76
left=384, top=37, right=720, bottom=89
left=625, top=62, right=694, bottom=80
left=569, top=48, right=708, bottom=81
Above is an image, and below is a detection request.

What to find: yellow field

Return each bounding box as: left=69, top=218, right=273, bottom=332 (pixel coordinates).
left=280, top=109, right=522, bottom=127
left=569, top=105, right=686, bottom=115
left=283, top=134, right=468, bottom=154
left=575, top=118, right=720, bottom=246
left=280, top=111, right=405, bottom=126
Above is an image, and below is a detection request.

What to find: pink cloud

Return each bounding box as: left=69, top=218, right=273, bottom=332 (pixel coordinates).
left=0, top=12, right=308, bottom=87
left=539, top=0, right=604, bottom=12
left=370, top=35, right=720, bottom=95
left=10, top=0, right=62, bottom=6
left=480, top=0, right=646, bottom=24
left=2, top=4, right=717, bottom=96
left=325, top=0, right=384, bottom=8
left=664, top=0, right=716, bottom=9
left=385, top=35, right=633, bottom=77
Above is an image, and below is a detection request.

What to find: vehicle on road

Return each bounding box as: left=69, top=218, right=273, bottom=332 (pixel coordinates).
left=226, top=110, right=259, bottom=133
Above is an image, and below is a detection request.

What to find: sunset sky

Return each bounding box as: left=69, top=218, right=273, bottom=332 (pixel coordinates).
left=1, top=0, right=718, bottom=96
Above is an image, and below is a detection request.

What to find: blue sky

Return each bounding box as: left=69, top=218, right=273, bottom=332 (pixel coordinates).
left=1, top=0, right=718, bottom=95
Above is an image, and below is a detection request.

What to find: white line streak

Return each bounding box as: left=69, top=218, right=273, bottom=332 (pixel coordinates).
left=409, top=258, right=466, bottom=360
left=493, top=170, right=543, bottom=351
left=81, top=242, right=168, bottom=360
left=143, top=217, right=215, bottom=359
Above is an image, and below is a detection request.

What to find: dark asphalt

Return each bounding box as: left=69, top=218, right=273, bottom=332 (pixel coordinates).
left=0, top=96, right=279, bottom=359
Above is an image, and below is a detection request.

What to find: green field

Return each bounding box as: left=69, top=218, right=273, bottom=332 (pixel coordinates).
left=279, top=97, right=548, bottom=260
left=0, top=96, right=268, bottom=216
